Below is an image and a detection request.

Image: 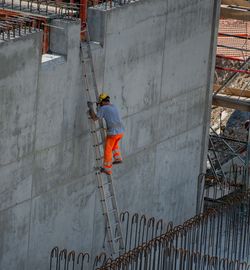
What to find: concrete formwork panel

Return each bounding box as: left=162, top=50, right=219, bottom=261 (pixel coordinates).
left=87, top=0, right=218, bottom=228
left=0, top=201, right=30, bottom=270
left=0, top=33, right=42, bottom=166
left=33, top=134, right=94, bottom=197
left=157, top=87, right=206, bottom=142
left=27, top=174, right=96, bottom=270
left=121, top=105, right=159, bottom=156
left=113, top=145, right=157, bottom=213
left=0, top=156, right=33, bottom=212
left=36, top=21, right=83, bottom=152
left=100, top=2, right=166, bottom=117
left=154, top=125, right=204, bottom=224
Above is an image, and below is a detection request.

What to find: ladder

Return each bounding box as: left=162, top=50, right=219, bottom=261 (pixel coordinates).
left=80, top=26, right=124, bottom=256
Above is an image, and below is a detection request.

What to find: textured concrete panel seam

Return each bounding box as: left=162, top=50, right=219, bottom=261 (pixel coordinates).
left=122, top=123, right=203, bottom=161
left=122, top=84, right=205, bottom=120
left=0, top=197, right=31, bottom=215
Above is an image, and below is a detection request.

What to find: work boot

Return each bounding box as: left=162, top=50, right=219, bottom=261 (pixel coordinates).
left=100, top=167, right=112, bottom=175
left=113, top=159, right=123, bottom=165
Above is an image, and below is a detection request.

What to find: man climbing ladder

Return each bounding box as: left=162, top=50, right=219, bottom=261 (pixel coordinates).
left=88, top=92, right=125, bottom=175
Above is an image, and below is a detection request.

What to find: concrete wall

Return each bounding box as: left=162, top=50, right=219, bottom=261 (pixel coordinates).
left=0, top=32, right=42, bottom=269
left=0, top=0, right=219, bottom=269
left=89, top=0, right=219, bottom=219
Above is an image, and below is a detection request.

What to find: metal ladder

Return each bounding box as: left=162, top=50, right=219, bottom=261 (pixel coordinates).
left=80, top=26, right=124, bottom=256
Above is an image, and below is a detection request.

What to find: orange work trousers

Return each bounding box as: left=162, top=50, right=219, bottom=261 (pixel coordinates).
left=103, top=133, right=124, bottom=175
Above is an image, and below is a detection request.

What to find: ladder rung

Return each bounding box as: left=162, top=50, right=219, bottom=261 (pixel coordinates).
left=82, top=57, right=91, bottom=62
left=106, top=222, right=120, bottom=229
left=106, top=222, right=119, bottom=228
left=105, top=194, right=114, bottom=199
left=102, top=181, right=112, bottom=186
left=98, top=183, right=111, bottom=189
left=104, top=209, right=117, bottom=215
left=114, top=236, right=122, bottom=241
left=91, top=127, right=103, bottom=133
left=93, top=142, right=104, bottom=147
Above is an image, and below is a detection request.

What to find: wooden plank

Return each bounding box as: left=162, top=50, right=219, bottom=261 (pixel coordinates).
left=222, top=0, right=250, bottom=8
left=214, top=84, right=250, bottom=98
left=213, top=94, right=250, bottom=111
left=221, top=6, right=250, bottom=21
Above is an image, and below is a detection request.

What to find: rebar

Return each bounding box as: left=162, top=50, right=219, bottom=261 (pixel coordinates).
left=118, top=212, right=172, bottom=253
left=49, top=247, right=91, bottom=270
left=0, top=14, right=39, bottom=41
left=1, top=0, right=79, bottom=17
left=91, top=0, right=137, bottom=9
left=49, top=193, right=250, bottom=269
left=96, top=191, right=250, bottom=269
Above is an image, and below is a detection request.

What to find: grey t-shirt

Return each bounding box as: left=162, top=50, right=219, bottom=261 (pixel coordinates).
left=97, top=104, right=125, bottom=135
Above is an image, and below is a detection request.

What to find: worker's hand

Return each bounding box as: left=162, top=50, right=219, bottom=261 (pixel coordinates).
left=87, top=101, right=94, bottom=110
left=88, top=109, right=93, bottom=118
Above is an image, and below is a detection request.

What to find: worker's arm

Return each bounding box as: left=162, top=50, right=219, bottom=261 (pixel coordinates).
left=87, top=101, right=99, bottom=121
left=88, top=109, right=99, bottom=121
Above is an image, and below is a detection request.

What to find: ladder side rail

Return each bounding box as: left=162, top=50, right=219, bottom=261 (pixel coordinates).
left=88, top=117, right=116, bottom=254
left=85, top=24, right=107, bottom=142
left=82, top=49, right=116, bottom=253
left=81, top=30, right=125, bottom=254
left=106, top=174, right=124, bottom=246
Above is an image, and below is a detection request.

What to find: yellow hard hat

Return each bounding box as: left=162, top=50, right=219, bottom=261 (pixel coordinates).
left=98, top=92, right=109, bottom=102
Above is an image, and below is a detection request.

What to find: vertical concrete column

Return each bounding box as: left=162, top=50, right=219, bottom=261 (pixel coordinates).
left=49, top=19, right=81, bottom=56
left=197, top=0, right=221, bottom=213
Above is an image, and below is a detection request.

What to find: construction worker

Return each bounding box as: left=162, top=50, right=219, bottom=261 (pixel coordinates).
left=88, top=93, right=125, bottom=175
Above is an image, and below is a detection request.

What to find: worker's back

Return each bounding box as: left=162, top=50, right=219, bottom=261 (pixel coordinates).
left=97, top=104, right=124, bottom=135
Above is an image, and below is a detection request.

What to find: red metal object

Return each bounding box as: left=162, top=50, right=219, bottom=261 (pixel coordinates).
left=216, top=65, right=250, bottom=75
left=217, top=19, right=250, bottom=59
left=216, top=54, right=245, bottom=62
left=0, top=9, right=50, bottom=53
left=0, top=9, right=19, bottom=17
left=80, top=0, right=87, bottom=40
left=43, top=23, right=49, bottom=53
left=1, top=0, right=88, bottom=51
left=218, top=32, right=250, bottom=39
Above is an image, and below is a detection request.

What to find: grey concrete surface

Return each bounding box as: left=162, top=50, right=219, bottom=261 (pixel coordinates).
left=0, top=0, right=219, bottom=269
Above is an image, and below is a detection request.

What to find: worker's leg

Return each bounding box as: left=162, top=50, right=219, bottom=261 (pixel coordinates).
left=112, top=133, right=124, bottom=164
left=103, top=135, right=116, bottom=175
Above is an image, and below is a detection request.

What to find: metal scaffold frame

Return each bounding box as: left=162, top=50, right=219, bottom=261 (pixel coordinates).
left=200, top=11, right=250, bottom=212
left=0, top=0, right=137, bottom=51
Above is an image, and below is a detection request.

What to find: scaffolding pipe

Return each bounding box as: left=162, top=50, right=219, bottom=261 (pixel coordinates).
left=216, top=65, right=250, bottom=75
left=216, top=54, right=246, bottom=61
left=213, top=55, right=250, bottom=96
left=218, top=32, right=250, bottom=40
left=217, top=44, right=250, bottom=52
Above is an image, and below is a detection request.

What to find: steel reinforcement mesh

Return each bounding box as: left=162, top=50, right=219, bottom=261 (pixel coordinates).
left=217, top=19, right=250, bottom=59
left=50, top=191, right=250, bottom=270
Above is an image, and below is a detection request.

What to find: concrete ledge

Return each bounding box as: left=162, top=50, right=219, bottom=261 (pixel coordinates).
left=0, top=30, right=40, bottom=44
left=41, top=53, right=66, bottom=69
left=88, top=0, right=140, bottom=45
left=88, top=7, right=107, bottom=45
left=213, top=94, right=250, bottom=111
left=49, top=19, right=80, bottom=56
